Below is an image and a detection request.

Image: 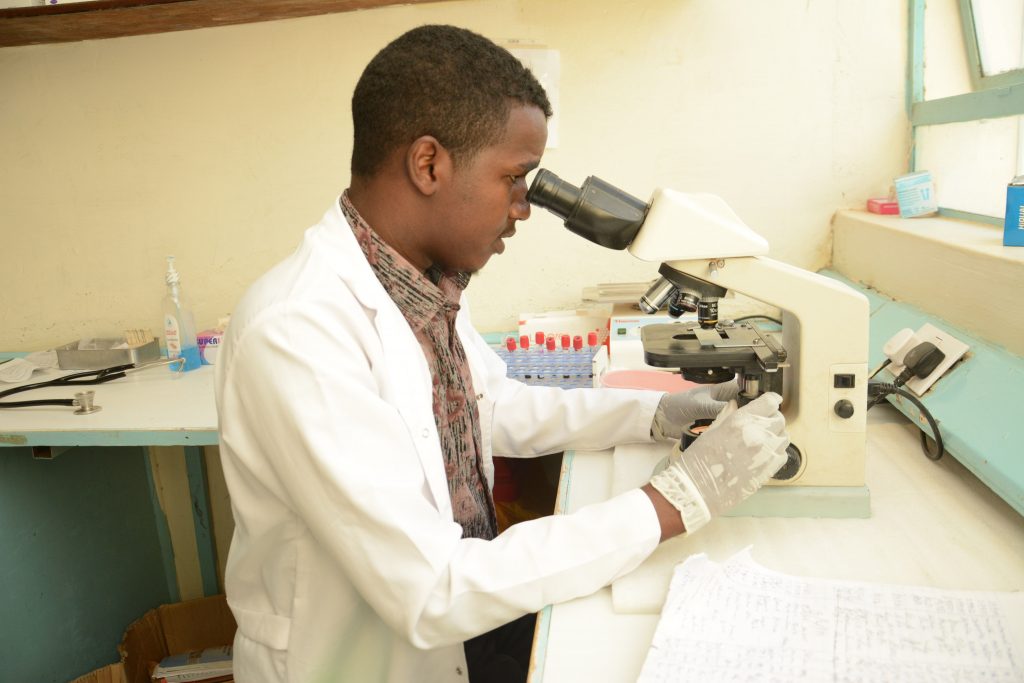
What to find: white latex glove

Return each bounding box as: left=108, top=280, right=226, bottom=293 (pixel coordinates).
left=648, top=392, right=789, bottom=535
left=650, top=378, right=741, bottom=441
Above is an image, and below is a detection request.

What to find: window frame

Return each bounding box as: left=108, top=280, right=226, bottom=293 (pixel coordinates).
left=907, top=0, right=1024, bottom=225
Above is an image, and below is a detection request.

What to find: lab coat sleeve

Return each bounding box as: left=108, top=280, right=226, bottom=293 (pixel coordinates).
left=457, top=309, right=664, bottom=457
left=220, top=298, right=661, bottom=651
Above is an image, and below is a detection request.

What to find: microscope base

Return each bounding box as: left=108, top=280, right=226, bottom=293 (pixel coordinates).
left=725, top=485, right=871, bottom=519
left=611, top=443, right=871, bottom=521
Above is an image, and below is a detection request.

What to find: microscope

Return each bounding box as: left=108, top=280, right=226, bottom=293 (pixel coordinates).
left=528, top=170, right=870, bottom=515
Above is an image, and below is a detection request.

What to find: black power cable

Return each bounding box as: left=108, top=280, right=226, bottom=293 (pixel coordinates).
left=866, top=340, right=948, bottom=461
left=867, top=382, right=944, bottom=460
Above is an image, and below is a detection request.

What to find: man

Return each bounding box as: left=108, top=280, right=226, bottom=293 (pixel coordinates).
left=215, top=24, right=789, bottom=683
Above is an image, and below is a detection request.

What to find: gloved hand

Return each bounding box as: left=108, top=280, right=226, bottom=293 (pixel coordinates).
left=648, top=392, right=789, bottom=535
left=650, top=379, right=741, bottom=441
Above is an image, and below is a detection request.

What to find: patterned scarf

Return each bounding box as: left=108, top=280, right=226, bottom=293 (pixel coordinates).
left=340, top=192, right=497, bottom=540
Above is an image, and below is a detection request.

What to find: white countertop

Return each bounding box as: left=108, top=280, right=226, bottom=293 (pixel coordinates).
left=530, top=405, right=1024, bottom=682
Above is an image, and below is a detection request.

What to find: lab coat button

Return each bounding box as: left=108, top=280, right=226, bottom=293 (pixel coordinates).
left=421, top=428, right=430, bottom=438
left=456, top=667, right=463, bottom=676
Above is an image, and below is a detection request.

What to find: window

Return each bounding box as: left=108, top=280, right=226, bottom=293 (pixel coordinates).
left=908, top=0, right=1024, bottom=224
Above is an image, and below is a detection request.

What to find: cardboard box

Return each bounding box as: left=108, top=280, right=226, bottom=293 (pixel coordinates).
left=71, top=663, right=127, bottom=683
left=1004, top=176, right=1024, bottom=247
left=894, top=171, right=938, bottom=218
left=866, top=197, right=899, bottom=215
left=72, top=595, right=236, bottom=683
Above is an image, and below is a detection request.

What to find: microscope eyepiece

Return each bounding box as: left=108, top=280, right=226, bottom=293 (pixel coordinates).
left=526, top=169, right=582, bottom=219
left=526, top=169, right=649, bottom=250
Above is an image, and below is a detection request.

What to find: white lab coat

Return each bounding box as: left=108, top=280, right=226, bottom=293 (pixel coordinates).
left=215, top=199, right=665, bottom=683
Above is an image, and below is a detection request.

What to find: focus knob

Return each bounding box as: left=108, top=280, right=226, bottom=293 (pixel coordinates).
left=834, top=399, right=855, bottom=419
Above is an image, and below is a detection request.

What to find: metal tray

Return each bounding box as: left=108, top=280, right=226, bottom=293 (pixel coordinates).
left=55, top=338, right=161, bottom=370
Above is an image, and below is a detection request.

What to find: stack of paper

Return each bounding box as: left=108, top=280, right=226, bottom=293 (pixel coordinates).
left=638, top=549, right=1024, bottom=682
left=151, top=645, right=232, bottom=683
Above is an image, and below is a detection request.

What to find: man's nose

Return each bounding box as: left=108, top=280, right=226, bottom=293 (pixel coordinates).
left=510, top=192, right=531, bottom=221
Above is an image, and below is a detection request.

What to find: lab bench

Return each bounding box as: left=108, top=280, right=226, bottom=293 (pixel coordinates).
left=0, top=363, right=220, bottom=681
left=528, top=404, right=1024, bottom=682
left=6, top=358, right=1022, bottom=681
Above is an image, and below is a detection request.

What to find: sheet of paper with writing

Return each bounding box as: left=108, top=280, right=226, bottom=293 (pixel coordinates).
left=638, top=548, right=1024, bottom=682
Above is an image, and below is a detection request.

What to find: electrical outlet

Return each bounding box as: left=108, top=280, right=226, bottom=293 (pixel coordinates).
left=888, top=323, right=969, bottom=396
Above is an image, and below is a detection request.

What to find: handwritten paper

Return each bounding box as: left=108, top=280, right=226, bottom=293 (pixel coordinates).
left=638, top=549, right=1024, bottom=682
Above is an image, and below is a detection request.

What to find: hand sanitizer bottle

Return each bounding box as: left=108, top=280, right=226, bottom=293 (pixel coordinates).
left=162, top=256, right=201, bottom=371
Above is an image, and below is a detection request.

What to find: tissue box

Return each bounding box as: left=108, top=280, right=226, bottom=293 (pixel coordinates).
left=1004, top=176, right=1024, bottom=247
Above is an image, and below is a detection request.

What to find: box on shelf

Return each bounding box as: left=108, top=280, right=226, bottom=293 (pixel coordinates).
left=71, top=595, right=236, bottom=683
left=866, top=197, right=899, bottom=215
left=894, top=171, right=938, bottom=218
left=1004, top=176, right=1024, bottom=247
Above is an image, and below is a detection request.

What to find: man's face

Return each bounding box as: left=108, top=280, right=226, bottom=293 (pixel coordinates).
left=427, top=105, right=548, bottom=274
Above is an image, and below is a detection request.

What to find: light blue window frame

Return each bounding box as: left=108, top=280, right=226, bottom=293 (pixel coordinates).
left=907, top=0, right=1024, bottom=225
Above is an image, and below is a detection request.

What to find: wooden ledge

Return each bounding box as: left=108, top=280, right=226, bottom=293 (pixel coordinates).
left=0, top=0, right=449, bottom=47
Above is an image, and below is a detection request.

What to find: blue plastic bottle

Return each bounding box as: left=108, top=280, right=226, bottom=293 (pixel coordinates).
left=162, top=256, right=202, bottom=372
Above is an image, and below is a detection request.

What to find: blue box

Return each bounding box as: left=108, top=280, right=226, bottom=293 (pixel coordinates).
left=1004, top=176, right=1024, bottom=247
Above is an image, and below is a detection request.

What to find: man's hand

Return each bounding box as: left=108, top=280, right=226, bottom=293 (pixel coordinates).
left=650, top=379, right=740, bottom=441
left=647, top=392, right=789, bottom=536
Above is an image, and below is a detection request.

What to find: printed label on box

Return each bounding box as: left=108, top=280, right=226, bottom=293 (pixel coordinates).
left=1004, top=178, right=1024, bottom=247
left=894, top=171, right=938, bottom=218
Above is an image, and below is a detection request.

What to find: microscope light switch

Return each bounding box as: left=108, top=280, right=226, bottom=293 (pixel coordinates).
left=833, top=374, right=856, bottom=389
left=828, top=364, right=867, bottom=434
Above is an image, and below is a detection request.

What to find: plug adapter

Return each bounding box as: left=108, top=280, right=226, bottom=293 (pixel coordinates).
left=895, top=342, right=946, bottom=386
left=884, top=323, right=969, bottom=396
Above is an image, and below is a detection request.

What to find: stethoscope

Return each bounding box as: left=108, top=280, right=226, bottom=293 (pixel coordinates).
left=0, top=358, right=184, bottom=414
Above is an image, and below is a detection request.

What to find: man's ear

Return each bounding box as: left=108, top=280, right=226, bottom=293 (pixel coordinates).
left=406, top=135, right=451, bottom=196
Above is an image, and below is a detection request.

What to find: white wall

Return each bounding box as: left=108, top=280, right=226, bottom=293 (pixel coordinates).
left=0, top=0, right=908, bottom=349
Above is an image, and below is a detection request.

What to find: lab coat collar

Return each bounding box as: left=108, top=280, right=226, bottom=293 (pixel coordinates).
left=312, top=197, right=391, bottom=314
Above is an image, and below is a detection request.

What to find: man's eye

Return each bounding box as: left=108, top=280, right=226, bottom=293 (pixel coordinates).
left=508, top=175, right=523, bottom=184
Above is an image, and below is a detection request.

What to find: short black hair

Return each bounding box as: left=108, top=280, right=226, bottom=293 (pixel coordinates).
left=351, top=24, right=552, bottom=177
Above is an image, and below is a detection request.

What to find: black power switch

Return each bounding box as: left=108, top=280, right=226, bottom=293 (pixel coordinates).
left=833, top=373, right=856, bottom=389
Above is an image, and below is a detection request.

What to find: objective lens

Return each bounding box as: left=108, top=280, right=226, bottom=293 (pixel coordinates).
left=669, top=291, right=699, bottom=318
left=639, top=277, right=676, bottom=314
left=697, top=298, right=719, bottom=329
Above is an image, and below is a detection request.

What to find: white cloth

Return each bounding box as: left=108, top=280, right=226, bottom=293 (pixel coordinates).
left=0, top=351, right=58, bottom=383
left=215, top=199, right=665, bottom=683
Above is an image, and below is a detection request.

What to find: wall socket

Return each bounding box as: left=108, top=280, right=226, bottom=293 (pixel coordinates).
left=886, top=323, right=969, bottom=396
